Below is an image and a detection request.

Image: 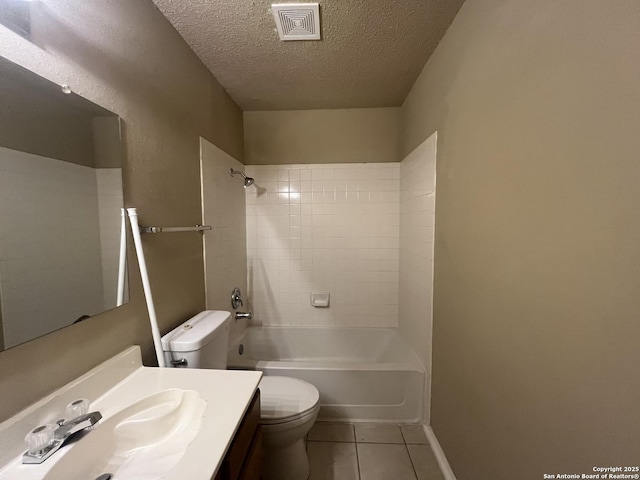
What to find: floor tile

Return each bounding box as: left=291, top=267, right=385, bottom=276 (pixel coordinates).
left=355, top=424, right=404, bottom=444
left=309, top=422, right=355, bottom=442
left=357, top=443, right=417, bottom=480
left=308, top=441, right=359, bottom=480
left=407, top=444, right=445, bottom=480
left=401, top=425, right=429, bottom=444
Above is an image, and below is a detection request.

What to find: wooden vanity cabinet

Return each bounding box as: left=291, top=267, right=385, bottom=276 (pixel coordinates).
left=214, top=389, right=262, bottom=480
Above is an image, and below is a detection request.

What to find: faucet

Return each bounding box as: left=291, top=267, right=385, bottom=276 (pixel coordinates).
left=231, top=287, right=252, bottom=320
left=54, top=411, right=102, bottom=440
left=23, top=411, right=102, bottom=464
left=231, top=287, right=244, bottom=309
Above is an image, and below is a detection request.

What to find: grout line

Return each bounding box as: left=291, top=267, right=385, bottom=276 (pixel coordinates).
left=405, top=442, right=420, bottom=480
left=400, top=426, right=409, bottom=445
left=308, top=439, right=412, bottom=445
left=309, top=424, right=430, bottom=480
left=308, top=439, right=355, bottom=443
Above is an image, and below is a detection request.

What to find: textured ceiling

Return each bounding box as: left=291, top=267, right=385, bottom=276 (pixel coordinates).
left=151, top=0, right=464, bottom=111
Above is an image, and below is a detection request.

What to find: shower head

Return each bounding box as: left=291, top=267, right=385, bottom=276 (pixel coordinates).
left=230, top=168, right=255, bottom=188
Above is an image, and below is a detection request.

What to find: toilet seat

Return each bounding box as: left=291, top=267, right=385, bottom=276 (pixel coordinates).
left=258, top=376, right=320, bottom=425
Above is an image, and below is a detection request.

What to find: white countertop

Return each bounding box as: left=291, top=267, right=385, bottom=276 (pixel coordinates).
left=0, top=346, right=262, bottom=480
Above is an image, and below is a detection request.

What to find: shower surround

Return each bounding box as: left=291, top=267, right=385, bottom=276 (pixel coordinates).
left=245, top=163, right=400, bottom=328
left=202, top=135, right=436, bottom=423
left=241, top=140, right=436, bottom=422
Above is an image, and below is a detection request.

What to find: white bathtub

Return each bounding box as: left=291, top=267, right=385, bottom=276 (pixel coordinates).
left=228, top=327, right=425, bottom=423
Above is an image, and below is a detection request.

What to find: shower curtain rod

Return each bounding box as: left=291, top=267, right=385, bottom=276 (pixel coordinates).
left=126, top=208, right=166, bottom=367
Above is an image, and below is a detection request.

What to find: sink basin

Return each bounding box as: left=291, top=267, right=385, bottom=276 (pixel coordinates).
left=0, top=346, right=261, bottom=480
left=44, top=389, right=205, bottom=480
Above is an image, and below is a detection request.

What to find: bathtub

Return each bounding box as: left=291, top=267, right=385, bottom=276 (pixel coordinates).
left=227, top=326, right=425, bottom=423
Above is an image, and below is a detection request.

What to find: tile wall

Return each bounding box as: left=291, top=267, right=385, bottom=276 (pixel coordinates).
left=245, top=163, right=400, bottom=327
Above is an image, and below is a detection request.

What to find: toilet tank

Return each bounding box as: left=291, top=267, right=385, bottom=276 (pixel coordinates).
left=160, top=310, right=231, bottom=369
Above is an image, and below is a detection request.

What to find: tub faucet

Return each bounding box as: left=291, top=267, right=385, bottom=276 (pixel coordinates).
left=231, top=287, right=244, bottom=309
left=235, top=311, right=252, bottom=320
left=23, top=411, right=102, bottom=464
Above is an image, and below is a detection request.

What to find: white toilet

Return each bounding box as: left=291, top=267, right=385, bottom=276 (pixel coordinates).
left=161, top=310, right=320, bottom=480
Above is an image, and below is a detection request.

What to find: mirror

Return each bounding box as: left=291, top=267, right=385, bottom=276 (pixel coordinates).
left=0, top=55, right=128, bottom=351
left=0, top=0, right=50, bottom=47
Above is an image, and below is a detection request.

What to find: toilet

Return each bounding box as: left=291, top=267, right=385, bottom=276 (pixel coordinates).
left=161, top=310, right=320, bottom=480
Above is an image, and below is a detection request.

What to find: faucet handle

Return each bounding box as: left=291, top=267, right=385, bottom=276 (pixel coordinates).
left=66, top=399, right=89, bottom=419
left=25, top=424, right=55, bottom=456
left=22, top=412, right=102, bottom=464
left=231, top=287, right=244, bottom=309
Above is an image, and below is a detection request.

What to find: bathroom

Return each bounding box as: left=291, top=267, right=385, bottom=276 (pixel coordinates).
left=0, top=1, right=639, bottom=480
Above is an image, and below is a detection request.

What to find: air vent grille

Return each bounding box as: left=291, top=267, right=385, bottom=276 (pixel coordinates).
left=271, top=3, right=321, bottom=41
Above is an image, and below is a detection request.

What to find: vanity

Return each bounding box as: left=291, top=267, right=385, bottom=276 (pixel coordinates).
left=214, top=390, right=262, bottom=480
left=0, top=346, right=262, bottom=480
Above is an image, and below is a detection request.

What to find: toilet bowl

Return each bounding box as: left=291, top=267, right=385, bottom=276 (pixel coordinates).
left=160, top=310, right=320, bottom=480
left=259, top=376, right=320, bottom=480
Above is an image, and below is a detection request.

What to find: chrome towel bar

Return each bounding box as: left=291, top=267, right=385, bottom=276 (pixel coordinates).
left=139, top=225, right=212, bottom=234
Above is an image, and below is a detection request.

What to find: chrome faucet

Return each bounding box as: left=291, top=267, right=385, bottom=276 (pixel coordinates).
left=231, top=287, right=244, bottom=309
left=54, top=411, right=102, bottom=440
left=23, top=411, right=102, bottom=464
left=231, top=288, right=251, bottom=320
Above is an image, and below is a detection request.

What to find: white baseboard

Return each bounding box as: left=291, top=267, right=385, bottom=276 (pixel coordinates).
left=422, top=425, right=457, bottom=480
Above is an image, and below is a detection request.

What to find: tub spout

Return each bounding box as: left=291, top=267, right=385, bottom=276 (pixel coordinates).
left=235, top=311, right=252, bottom=320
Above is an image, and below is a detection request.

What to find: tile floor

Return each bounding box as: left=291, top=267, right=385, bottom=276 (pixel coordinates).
left=307, top=423, right=445, bottom=480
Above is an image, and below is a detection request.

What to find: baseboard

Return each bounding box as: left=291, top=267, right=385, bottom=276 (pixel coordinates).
left=423, top=425, right=457, bottom=480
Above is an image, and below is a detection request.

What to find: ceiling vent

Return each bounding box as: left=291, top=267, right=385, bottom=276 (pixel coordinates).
left=271, top=3, right=321, bottom=41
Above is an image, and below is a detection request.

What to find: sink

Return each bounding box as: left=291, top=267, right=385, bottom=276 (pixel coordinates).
left=44, top=389, right=205, bottom=480
left=0, top=346, right=262, bottom=480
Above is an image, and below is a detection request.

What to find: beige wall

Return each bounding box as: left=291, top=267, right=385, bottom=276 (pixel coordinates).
left=93, top=117, right=124, bottom=169
left=0, top=68, right=96, bottom=167
left=200, top=138, right=248, bottom=344
left=244, top=108, right=400, bottom=165
left=401, top=1, right=640, bottom=478
left=0, top=0, right=243, bottom=422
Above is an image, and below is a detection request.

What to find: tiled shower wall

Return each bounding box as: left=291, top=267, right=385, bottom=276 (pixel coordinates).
left=245, top=163, right=400, bottom=327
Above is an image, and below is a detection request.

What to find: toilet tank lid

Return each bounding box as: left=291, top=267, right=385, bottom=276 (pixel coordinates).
left=161, top=310, right=231, bottom=352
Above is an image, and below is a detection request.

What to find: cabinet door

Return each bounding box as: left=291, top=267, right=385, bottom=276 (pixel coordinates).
left=239, top=427, right=262, bottom=480
left=213, top=390, right=261, bottom=480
